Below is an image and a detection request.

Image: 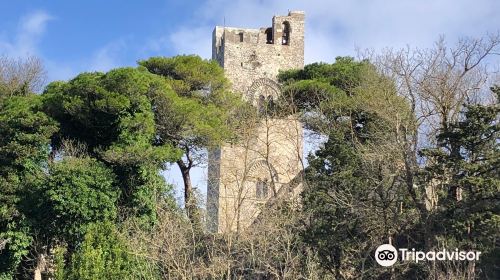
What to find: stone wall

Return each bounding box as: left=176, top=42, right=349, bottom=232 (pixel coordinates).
left=212, top=11, right=304, bottom=99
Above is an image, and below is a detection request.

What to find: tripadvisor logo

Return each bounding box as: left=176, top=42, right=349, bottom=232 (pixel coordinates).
left=375, top=244, right=481, bottom=267
left=375, top=244, right=398, bottom=267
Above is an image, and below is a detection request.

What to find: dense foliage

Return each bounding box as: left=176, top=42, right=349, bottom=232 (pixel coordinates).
left=0, top=39, right=498, bottom=279
left=419, top=86, right=500, bottom=279
left=139, top=56, right=243, bottom=230
left=0, top=94, right=58, bottom=278
left=43, top=68, right=181, bottom=225
left=281, top=57, right=499, bottom=278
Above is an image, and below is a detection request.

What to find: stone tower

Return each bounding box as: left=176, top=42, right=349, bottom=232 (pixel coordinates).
left=207, top=11, right=305, bottom=233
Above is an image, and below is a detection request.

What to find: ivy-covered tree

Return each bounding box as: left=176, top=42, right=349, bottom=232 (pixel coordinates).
left=64, top=222, right=150, bottom=280
left=0, top=94, right=58, bottom=278
left=33, top=157, right=118, bottom=246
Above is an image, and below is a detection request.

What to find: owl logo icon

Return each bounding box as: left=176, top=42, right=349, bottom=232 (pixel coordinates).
left=375, top=244, right=398, bottom=266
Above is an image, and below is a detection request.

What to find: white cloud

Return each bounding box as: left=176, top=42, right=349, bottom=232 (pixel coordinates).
left=165, top=0, right=500, bottom=62
left=21, top=10, right=53, bottom=35
left=168, top=26, right=213, bottom=58
left=0, top=10, right=53, bottom=58
left=88, top=40, right=127, bottom=72
left=160, top=0, right=500, bottom=198
left=0, top=10, right=77, bottom=83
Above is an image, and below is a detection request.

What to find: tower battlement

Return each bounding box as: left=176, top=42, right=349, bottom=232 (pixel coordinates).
left=212, top=11, right=304, bottom=101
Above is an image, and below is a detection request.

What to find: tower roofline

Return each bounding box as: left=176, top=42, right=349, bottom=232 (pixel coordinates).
left=214, top=10, right=305, bottom=32
left=213, top=26, right=260, bottom=32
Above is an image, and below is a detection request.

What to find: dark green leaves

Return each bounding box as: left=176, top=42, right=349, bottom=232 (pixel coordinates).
left=41, top=157, right=118, bottom=244
left=43, top=68, right=179, bottom=165
left=0, top=94, right=57, bottom=276
left=139, top=55, right=227, bottom=99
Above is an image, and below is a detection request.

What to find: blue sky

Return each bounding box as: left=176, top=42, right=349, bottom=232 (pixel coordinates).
left=1, top=0, right=499, bottom=202
left=2, top=0, right=499, bottom=82
left=0, top=0, right=204, bottom=80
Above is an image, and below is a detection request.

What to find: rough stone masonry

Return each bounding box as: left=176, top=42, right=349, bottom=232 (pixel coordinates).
left=207, top=11, right=305, bottom=233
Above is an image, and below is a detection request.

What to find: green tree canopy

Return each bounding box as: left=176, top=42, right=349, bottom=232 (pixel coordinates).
left=34, top=157, right=118, bottom=245
left=138, top=55, right=227, bottom=100
left=42, top=67, right=180, bottom=224
left=139, top=56, right=243, bottom=228
left=0, top=94, right=58, bottom=278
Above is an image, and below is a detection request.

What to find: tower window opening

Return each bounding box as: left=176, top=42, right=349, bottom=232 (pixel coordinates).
left=256, top=179, right=269, bottom=199
left=258, top=94, right=276, bottom=114
left=218, top=37, right=224, bottom=54
left=258, top=95, right=266, bottom=114
left=267, top=95, right=275, bottom=110
left=282, top=21, right=290, bottom=45
left=265, top=28, right=273, bottom=44
left=239, top=32, right=244, bottom=42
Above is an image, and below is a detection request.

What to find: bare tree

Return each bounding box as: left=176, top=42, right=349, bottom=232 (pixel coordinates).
left=0, top=55, right=46, bottom=97
left=364, top=35, right=500, bottom=218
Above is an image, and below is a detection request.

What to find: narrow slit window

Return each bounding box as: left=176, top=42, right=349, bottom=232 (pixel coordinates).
left=262, top=179, right=268, bottom=198
left=267, top=95, right=274, bottom=110
left=282, top=21, right=290, bottom=45
left=265, top=28, right=273, bottom=44
left=256, top=179, right=269, bottom=199
left=258, top=95, right=265, bottom=114
left=239, top=32, right=244, bottom=42
left=256, top=180, right=262, bottom=198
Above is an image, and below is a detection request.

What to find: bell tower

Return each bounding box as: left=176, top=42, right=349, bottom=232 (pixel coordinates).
left=208, top=11, right=305, bottom=233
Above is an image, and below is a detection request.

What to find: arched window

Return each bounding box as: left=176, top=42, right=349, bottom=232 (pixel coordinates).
left=265, top=28, right=273, bottom=44
left=282, top=21, right=290, bottom=45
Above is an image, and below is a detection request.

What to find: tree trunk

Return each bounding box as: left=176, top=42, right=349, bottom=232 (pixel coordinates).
left=34, top=253, right=48, bottom=280
left=177, top=159, right=202, bottom=232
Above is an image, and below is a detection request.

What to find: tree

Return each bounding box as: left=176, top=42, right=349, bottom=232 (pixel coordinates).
left=65, top=222, right=149, bottom=280
left=278, top=57, right=371, bottom=134
left=42, top=68, right=180, bottom=225
left=16, top=157, right=120, bottom=280
left=0, top=94, right=58, bottom=278
left=419, top=86, right=500, bottom=279
left=280, top=57, right=419, bottom=278
left=284, top=37, right=499, bottom=277
left=34, top=157, right=118, bottom=245
left=139, top=56, right=242, bottom=229
left=368, top=35, right=500, bottom=226
left=0, top=56, right=46, bottom=98
left=303, top=131, right=371, bottom=277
